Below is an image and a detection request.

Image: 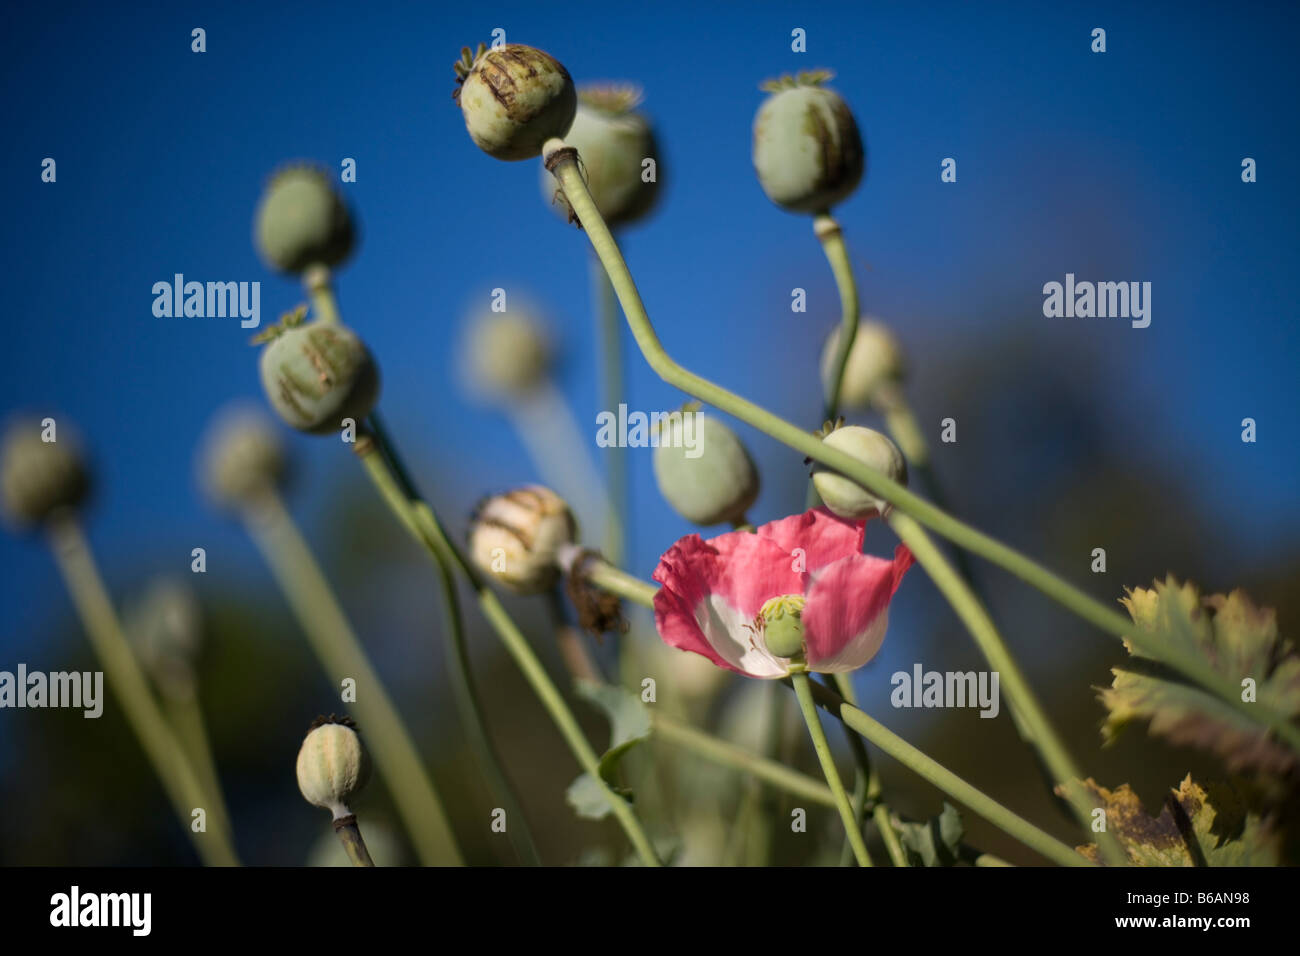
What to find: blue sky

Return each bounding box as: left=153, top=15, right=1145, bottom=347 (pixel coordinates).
left=2, top=0, right=1297, bottom=667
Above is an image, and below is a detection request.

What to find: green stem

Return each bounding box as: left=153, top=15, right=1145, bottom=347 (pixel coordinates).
left=542, top=139, right=1300, bottom=757
left=304, top=265, right=341, bottom=325
left=46, top=515, right=240, bottom=866
left=830, top=672, right=908, bottom=867
left=163, top=694, right=234, bottom=843
left=353, top=434, right=663, bottom=867
left=815, top=214, right=858, bottom=423
left=333, top=814, right=375, bottom=867
left=592, top=253, right=629, bottom=565
left=887, top=510, right=1128, bottom=866
left=243, top=490, right=464, bottom=866
left=792, top=672, right=873, bottom=866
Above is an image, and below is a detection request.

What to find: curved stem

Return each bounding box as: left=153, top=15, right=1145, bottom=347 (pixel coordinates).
left=46, top=515, right=240, bottom=866
left=353, top=432, right=663, bottom=866
left=243, top=491, right=464, bottom=866
left=815, top=214, right=858, bottom=423
left=887, top=510, right=1128, bottom=866
left=792, top=672, right=873, bottom=866
left=541, top=139, right=1300, bottom=757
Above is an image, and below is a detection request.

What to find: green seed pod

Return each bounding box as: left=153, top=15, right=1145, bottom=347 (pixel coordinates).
left=253, top=165, right=355, bottom=274
left=759, top=594, right=807, bottom=660
left=257, top=310, right=380, bottom=435
left=538, top=85, right=661, bottom=228
left=812, top=425, right=906, bottom=520
left=197, top=404, right=287, bottom=509
left=125, top=578, right=203, bottom=700
left=820, top=319, right=905, bottom=410
left=297, top=715, right=371, bottom=820
left=468, top=486, right=576, bottom=593
left=752, top=72, right=864, bottom=215
left=0, top=419, right=90, bottom=528
left=654, top=412, right=759, bottom=527
left=462, top=310, right=551, bottom=401
left=454, top=43, right=576, bottom=161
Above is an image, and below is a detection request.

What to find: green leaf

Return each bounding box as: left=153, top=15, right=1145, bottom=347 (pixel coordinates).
left=564, top=680, right=651, bottom=821
left=895, top=802, right=964, bottom=866
left=1057, top=775, right=1280, bottom=866
left=1100, top=576, right=1300, bottom=780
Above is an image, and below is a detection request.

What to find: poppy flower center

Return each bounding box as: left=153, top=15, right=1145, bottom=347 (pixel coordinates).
left=758, top=594, right=807, bottom=660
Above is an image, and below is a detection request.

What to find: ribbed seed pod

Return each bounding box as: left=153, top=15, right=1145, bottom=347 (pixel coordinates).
left=296, top=715, right=371, bottom=820
left=468, top=486, right=576, bottom=593
left=258, top=313, right=380, bottom=435
left=455, top=43, right=576, bottom=161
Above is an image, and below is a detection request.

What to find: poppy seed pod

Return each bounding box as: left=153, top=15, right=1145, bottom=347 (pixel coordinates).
left=468, top=486, right=576, bottom=593
left=820, top=319, right=905, bottom=410
left=654, top=413, right=759, bottom=527
left=296, top=715, right=371, bottom=820
left=538, top=85, right=661, bottom=228
left=257, top=309, right=380, bottom=435
left=462, top=310, right=551, bottom=401
left=752, top=72, right=864, bottom=215
left=812, top=425, right=906, bottom=520
left=198, top=404, right=286, bottom=509
left=0, top=419, right=90, bottom=528
left=454, top=43, right=576, bottom=161
left=253, top=165, right=355, bottom=274
left=126, top=579, right=203, bottom=699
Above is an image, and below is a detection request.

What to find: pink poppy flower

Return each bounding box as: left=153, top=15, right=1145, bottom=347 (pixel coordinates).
left=652, top=508, right=913, bottom=678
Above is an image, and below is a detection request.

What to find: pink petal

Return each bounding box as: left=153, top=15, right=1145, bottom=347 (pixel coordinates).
left=653, top=531, right=804, bottom=678
left=802, top=543, right=914, bottom=672
left=753, top=508, right=866, bottom=576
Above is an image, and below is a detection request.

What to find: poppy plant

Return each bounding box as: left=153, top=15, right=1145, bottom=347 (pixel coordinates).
left=652, top=507, right=914, bottom=678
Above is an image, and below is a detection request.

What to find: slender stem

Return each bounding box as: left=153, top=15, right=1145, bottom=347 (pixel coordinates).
left=815, top=214, right=858, bottom=423
left=304, top=265, right=341, bottom=325
left=830, top=672, right=909, bottom=867
left=797, top=676, right=1089, bottom=866
left=592, top=253, right=629, bottom=565
left=46, top=515, right=240, bottom=866
left=887, top=510, right=1128, bottom=866
left=333, top=814, right=375, bottom=867
left=353, top=432, right=663, bottom=866
left=543, top=139, right=1300, bottom=754
left=242, top=491, right=464, bottom=866
left=792, top=672, right=873, bottom=866
left=870, top=769, right=909, bottom=867
left=163, top=694, right=234, bottom=842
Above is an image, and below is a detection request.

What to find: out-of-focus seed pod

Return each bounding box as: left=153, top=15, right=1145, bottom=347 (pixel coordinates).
left=538, top=84, right=661, bottom=228
left=468, top=486, right=576, bottom=593
left=752, top=72, right=864, bottom=215
left=820, top=319, right=905, bottom=410
left=253, top=165, right=355, bottom=274
left=811, top=425, right=906, bottom=520
left=257, top=309, right=380, bottom=435
left=653, top=413, right=759, bottom=527
left=125, top=578, right=203, bottom=700
left=197, top=403, right=287, bottom=510
left=0, top=418, right=90, bottom=528
left=462, top=310, right=552, bottom=401
left=296, top=715, right=371, bottom=820
left=454, top=43, right=576, bottom=161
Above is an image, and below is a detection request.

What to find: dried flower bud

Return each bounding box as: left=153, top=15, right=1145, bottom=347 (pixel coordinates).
left=197, top=403, right=286, bottom=509
left=654, top=413, right=759, bottom=527
left=811, top=425, right=906, bottom=520
left=461, top=310, right=551, bottom=401
left=752, top=72, right=864, bottom=215
left=820, top=319, right=905, bottom=410
left=0, top=418, right=90, bottom=528
left=253, top=165, right=355, bottom=274
left=469, top=486, right=576, bottom=593
left=539, top=84, right=661, bottom=228
left=125, top=578, right=203, bottom=700
left=455, top=43, right=576, bottom=161
left=296, top=715, right=371, bottom=820
left=256, top=308, right=380, bottom=435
